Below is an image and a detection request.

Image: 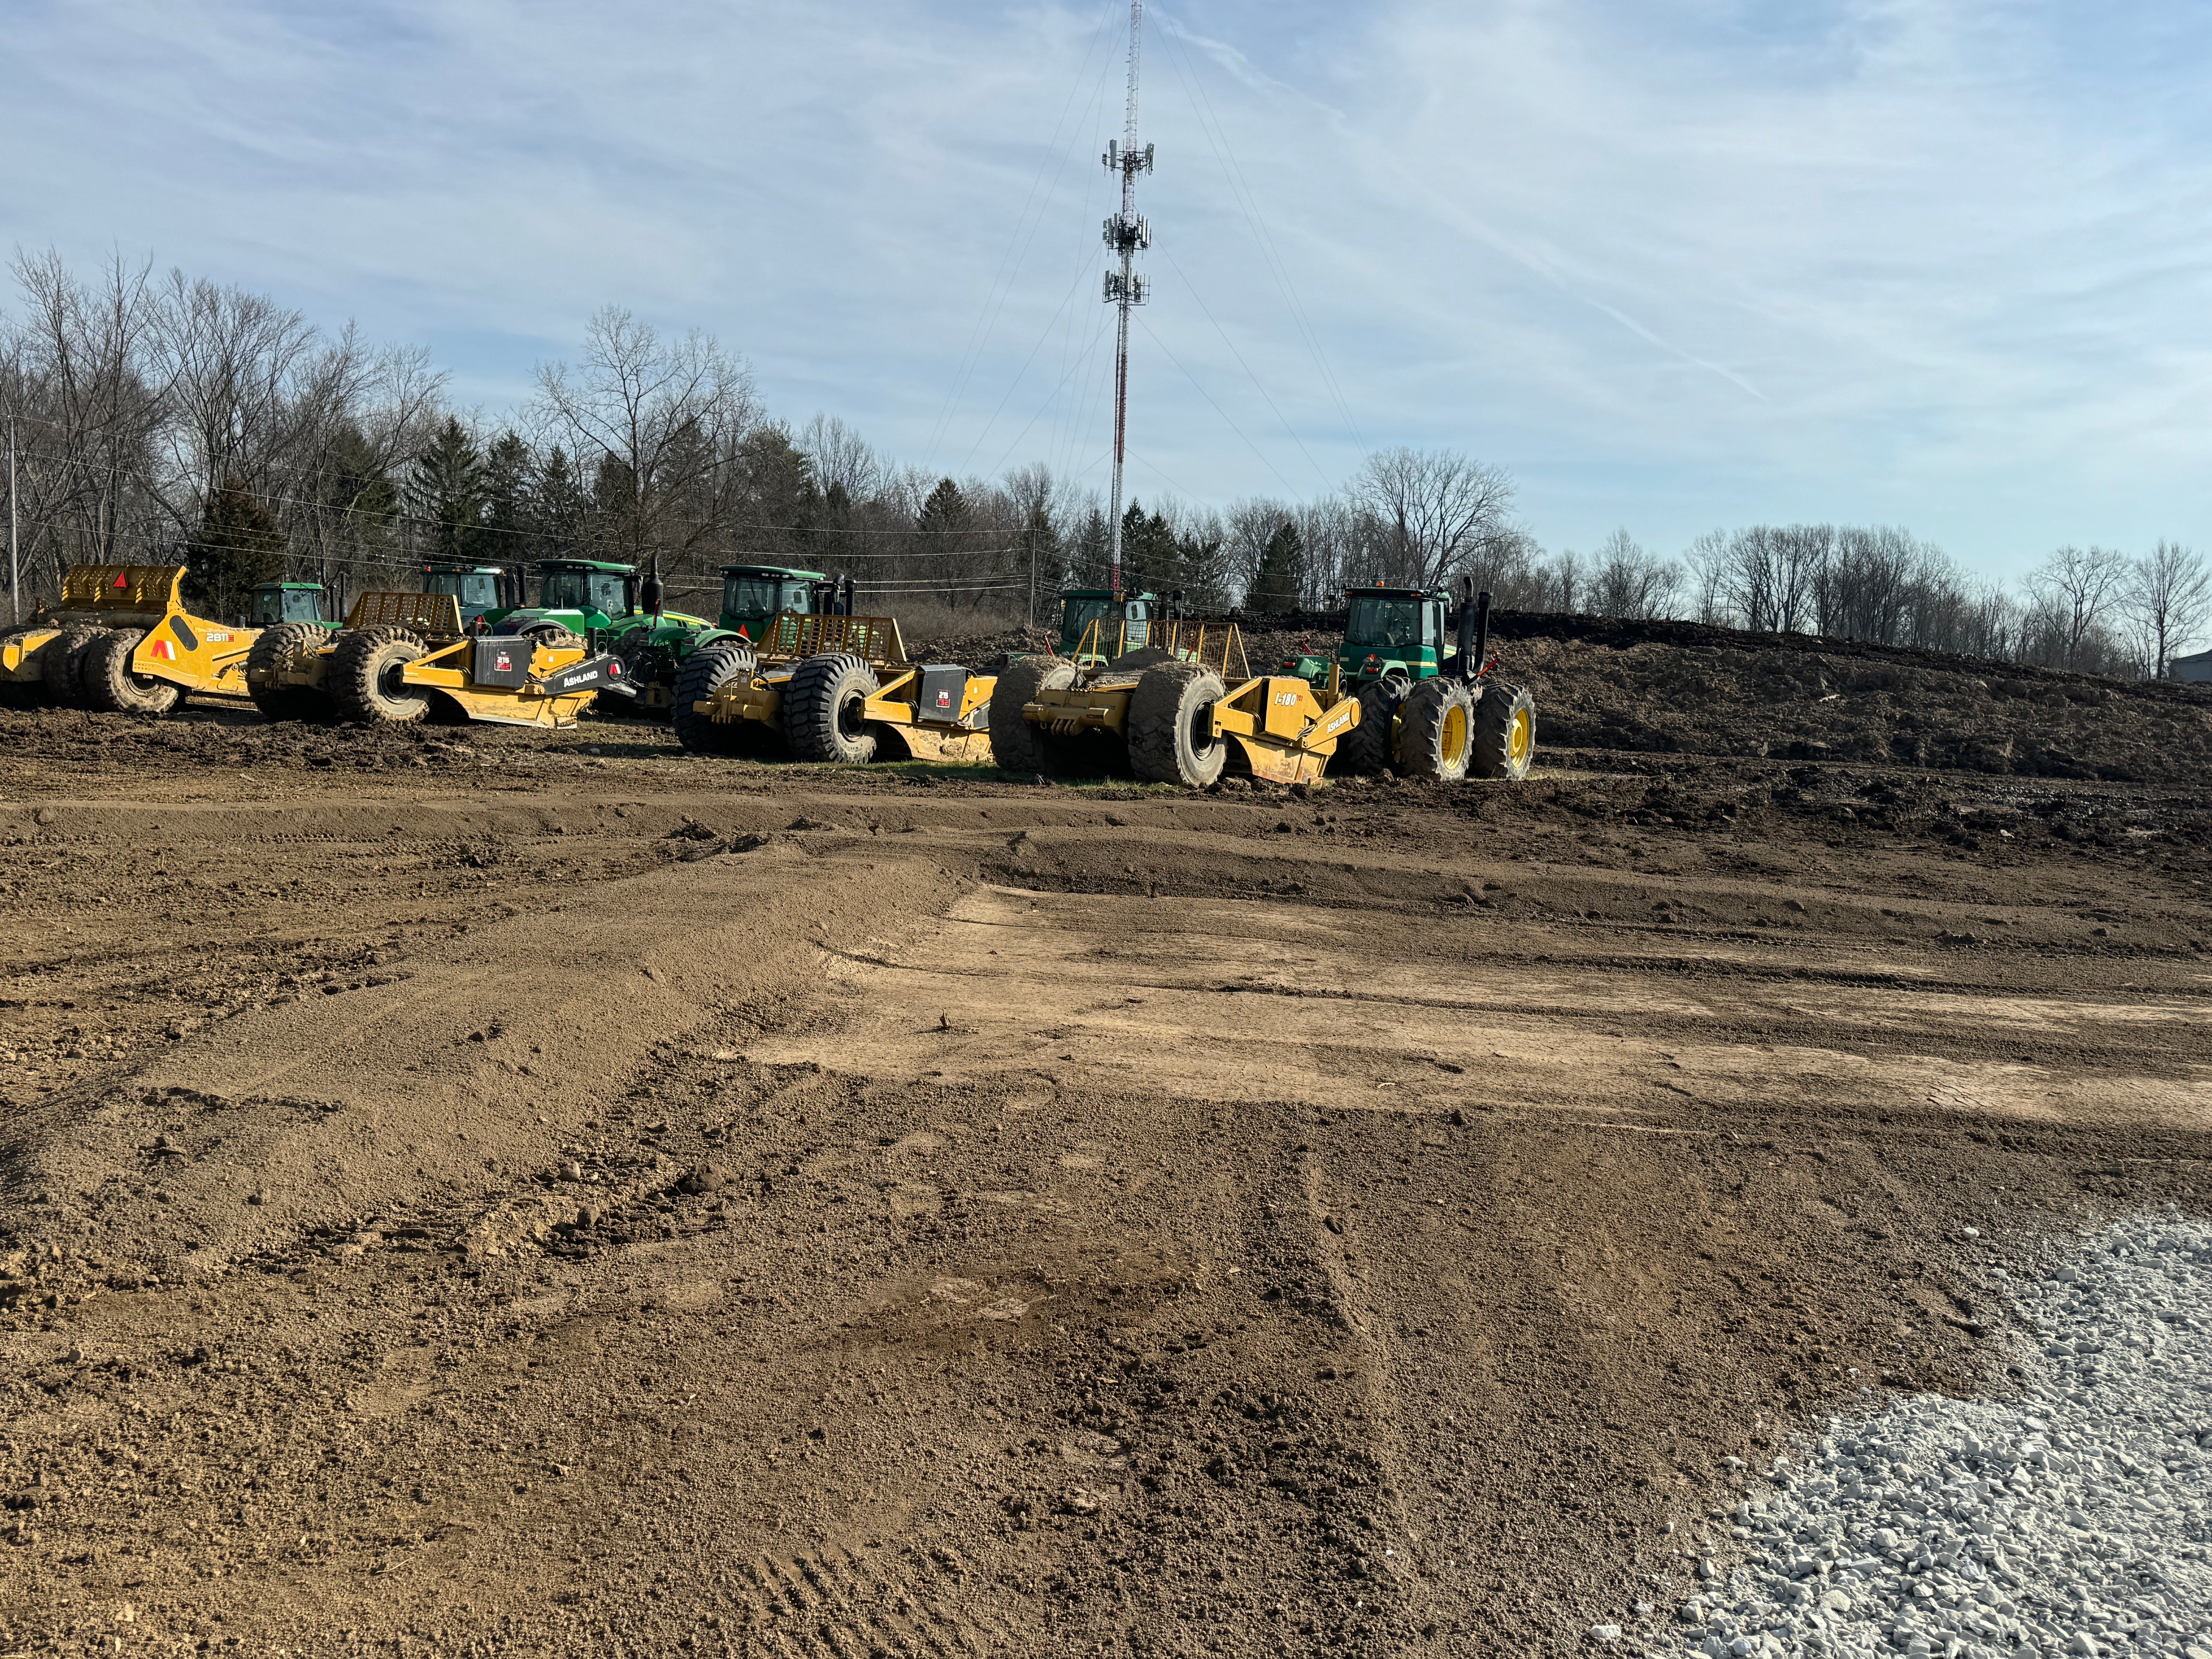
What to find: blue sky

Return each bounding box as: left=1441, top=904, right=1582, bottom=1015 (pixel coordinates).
left=5, top=0, right=2209, bottom=575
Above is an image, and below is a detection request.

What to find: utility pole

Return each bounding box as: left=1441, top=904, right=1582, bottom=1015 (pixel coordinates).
left=1101, top=0, right=1152, bottom=596
left=7, top=411, right=17, bottom=625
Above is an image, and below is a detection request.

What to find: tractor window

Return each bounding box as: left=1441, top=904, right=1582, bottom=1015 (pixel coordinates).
left=588, top=572, right=630, bottom=615
left=283, top=588, right=325, bottom=623
left=539, top=570, right=588, bottom=609
left=780, top=581, right=815, bottom=615
left=250, top=589, right=282, bottom=627
left=1426, top=600, right=1444, bottom=645
left=724, top=576, right=783, bottom=618
left=1063, top=599, right=1110, bottom=637
left=427, top=571, right=501, bottom=608
left=1348, top=596, right=1422, bottom=650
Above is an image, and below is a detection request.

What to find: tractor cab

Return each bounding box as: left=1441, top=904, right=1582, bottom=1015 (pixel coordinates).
left=1339, top=585, right=1449, bottom=684
left=487, top=559, right=646, bottom=639
left=249, top=581, right=333, bottom=628
left=716, top=564, right=847, bottom=643
left=420, top=563, right=515, bottom=629
left=1056, top=589, right=1159, bottom=663
left=532, top=560, right=636, bottom=627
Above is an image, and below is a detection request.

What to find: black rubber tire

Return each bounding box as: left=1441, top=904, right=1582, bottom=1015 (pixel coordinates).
left=519, top=625, right=585, bottom=650
left=784, top=653, right=880, bottom=764
left=987, top=656, right=1078, bottom=773
left=331, top=625, right=430, bottom=725
left=47, top=623, right=111, bottom=708
left=1339, top=678, right=1409, bottom=775
left=245, top=622, right=336, bottom=722
left=1398, top=678, right=1474, bottom=782
left=1127, top=661, right=1227, bottom=788
left=670, top=641, right=761, bottom=756
left=81, top=629, right=181, bottom=716
left=1469, top=682, right=1537, bottom=781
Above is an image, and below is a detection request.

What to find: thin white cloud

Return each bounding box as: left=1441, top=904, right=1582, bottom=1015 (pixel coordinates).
left=1, top=0, right=2209, bottom=566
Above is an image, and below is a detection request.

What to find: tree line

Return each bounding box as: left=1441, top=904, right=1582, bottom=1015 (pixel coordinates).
left=2, top=252, right=2204, bottom=676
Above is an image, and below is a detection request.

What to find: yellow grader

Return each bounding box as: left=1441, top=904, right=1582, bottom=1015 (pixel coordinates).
left=672, top=612, right=995, bottom=763
left=0, top=563, right=257, bottom=712
left=988, top=617, right=1360, bottom=786
left=244, top=592, right=634, bottom=728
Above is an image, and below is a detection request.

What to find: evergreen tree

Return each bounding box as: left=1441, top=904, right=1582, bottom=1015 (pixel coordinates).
left=187, top=476, right=287, bottom=621
left=916, top=477, right=968, bottom=538
left=1069, top=506, right=1110, bottom=588
left=407, top=417, right=486, bottom=564
left=736, top=424, right=817, bottom=564
left=532, top=446, right=589, bottom=561
left=1250, top=520, right=1303, bottom=611
left=481, top=431, right=534, bottom=567
left=1118, top=501, right=1177, bottom=595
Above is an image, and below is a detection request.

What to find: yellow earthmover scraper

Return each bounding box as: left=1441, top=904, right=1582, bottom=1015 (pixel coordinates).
left=245, top=591, right=635, bottom=728
left=673, top=611, right=995, bottom=764
left=988, top=617, right=1361, bottom=786
left=0, top=563, right=257, bottom=712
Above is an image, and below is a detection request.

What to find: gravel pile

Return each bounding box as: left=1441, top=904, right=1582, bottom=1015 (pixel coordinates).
left=1650, top=1211, right=2212, bottom=1659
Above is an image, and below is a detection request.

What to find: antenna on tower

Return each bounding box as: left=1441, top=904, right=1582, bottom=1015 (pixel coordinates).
left=1102, top=1, right=1152, bottom=595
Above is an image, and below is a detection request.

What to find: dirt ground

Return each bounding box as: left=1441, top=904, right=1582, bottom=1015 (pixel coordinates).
left=3, top=633, right=2210, bottom=1657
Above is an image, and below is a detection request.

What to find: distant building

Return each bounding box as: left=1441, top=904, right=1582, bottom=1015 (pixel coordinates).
left=2171, top=648, right=2212, bottom=684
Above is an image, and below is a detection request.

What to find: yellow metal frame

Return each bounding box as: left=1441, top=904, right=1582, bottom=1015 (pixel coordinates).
left=1209, top=675, right=1361, bottom=784
left=395, top=635, right=605, bottom=728
left=2, top=564, right=257, bottom=697
left=749, top=611, right=907, bottom=667
left=346, top=591, right=465, bottom=637
left=1023, top=627, right=1359, bottom=784
left=0, top=625, right=63, bottom=684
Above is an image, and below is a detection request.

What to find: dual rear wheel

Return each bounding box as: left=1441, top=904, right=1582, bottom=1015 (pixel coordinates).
left=1343, top=675, right=1537, bottom=782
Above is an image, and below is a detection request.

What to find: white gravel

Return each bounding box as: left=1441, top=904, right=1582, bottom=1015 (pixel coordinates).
left=1650, top=1210, right=2212, bottom=1659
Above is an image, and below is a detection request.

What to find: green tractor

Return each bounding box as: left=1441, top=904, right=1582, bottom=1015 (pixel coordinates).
left=1054, top=588, right=1163, bottom=665
left=420, top=562, right=522, bottom=630
left=248, top=581, right=336, bottom=628
left=1284, top=581, right=1536, bottom=782
left=476, top=558, right=711, bottom=716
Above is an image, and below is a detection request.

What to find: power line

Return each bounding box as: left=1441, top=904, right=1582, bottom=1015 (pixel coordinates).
left=1132, top=312, right=1305, bottom=499
left=1153, top=14, right=1369, bottom=462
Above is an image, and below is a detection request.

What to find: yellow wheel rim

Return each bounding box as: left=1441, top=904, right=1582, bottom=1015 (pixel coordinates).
left=1508, top=707, right=1532, bottom=766
left=1442, top=703, right=1469, bottom=765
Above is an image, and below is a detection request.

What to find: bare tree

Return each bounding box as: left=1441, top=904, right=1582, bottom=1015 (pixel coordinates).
left=1350, top=447, right=1518, bottom=589
left=535, top=307, right=761, bottom=581
left=2124, top=540, right=2211, bottom=677
left=1589, top=529, right=1683, bottom=620
left=2025, top=544, right=2128, bottom=672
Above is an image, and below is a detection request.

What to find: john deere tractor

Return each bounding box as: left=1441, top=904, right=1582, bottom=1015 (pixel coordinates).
left=249, top=582, right=337, bottom=629
left=419, top=562, right=520, bottom=630
left=1054, top=589, right=1163, bottom=665
left=1284, top=581, right=1535, bottom=782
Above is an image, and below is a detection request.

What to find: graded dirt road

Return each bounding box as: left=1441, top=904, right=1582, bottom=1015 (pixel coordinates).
left=2, top=701, right=2208, bottom=1657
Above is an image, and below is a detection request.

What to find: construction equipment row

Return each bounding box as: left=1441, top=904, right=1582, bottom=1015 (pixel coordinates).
left=2, top=562, right=1537, bottom=788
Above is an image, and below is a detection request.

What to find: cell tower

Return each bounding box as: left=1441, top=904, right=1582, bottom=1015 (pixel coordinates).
left=1101, top=0, right=1152, bottom=593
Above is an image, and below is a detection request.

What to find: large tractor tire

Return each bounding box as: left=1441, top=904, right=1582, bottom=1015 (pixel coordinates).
left=1398, top=677, right=1474, bottom=783
left=81, top=629, right=181, bottom=716
left=784, top=652, right=880, bottom=764
left=47, top=624, right=111, bottom=708
left=331, top=625, right=430, bottom=726
left=987, top=656, right=1078, bottom=774
left=1338, top=677, right=1409, bottom=775
left=517, top=625, right=585, bottom=649
left=671, top=641, right=761, bottom=756
left=1128, top=660, right=1227, bottom=788
left=245, top=622, right=336, bottom=722
left=1469, top=682, right=1537, bottom=780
